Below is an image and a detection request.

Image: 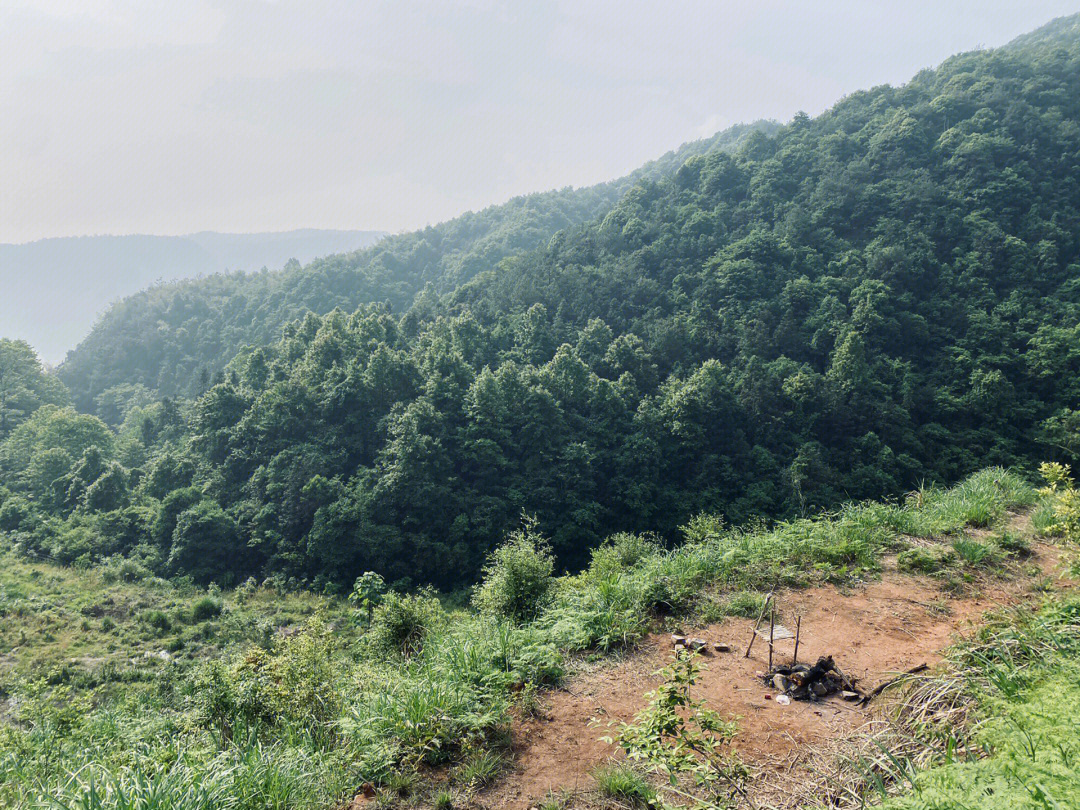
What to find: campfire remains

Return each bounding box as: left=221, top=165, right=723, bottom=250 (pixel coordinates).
left=763, top=655, right=862, bottom=702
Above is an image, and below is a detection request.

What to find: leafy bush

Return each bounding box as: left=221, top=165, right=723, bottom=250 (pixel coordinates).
left=0, top=496, right=31, bottom=531
left=191, top=596, right=223, bottom=622
left=368, top=590, right=445, bottom=655
left=1037, top=462, right=1080, bottom=542
left=349, top=571, right=387, bottom=624
left=588, top=532, right=663, bottom=577
left=473, top=517, right=554, bottom=623
left=141, top=609, right=171, bottom=633
left=990, top=530, right=1030, bottom=557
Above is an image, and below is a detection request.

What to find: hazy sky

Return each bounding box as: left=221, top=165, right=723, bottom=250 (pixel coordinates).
left=2, top=1, right=1077, bottom=243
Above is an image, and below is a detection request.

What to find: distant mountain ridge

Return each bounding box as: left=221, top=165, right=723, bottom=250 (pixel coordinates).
left=56, top=121, right=779, bottom=408
left=0, top=229, right=386, bottom=364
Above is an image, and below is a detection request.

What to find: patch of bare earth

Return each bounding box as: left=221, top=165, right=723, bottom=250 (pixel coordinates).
left=476, top=512, right=1071, bottom=809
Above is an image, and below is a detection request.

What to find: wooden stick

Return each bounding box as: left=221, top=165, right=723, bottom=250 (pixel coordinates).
left=792, top=614, right=801, bottom=666
left=859, top=663, right=929, bottom=705
left=768, top=604, right=775, bottom=671
left=744, top=591, right=774, bottom=658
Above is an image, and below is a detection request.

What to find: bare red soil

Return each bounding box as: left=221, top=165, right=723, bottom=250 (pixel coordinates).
left=477, top=522, right=1069, bottom=809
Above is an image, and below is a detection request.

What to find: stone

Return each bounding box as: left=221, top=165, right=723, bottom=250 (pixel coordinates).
left=811, top=681, right=830, bottom=697
left=772, top=674, right=789, bottom=692
left=842, top=690, right=861, bottom=701
left=671, top=634, right=686, bottom=646
left=713, top=642, right=732, bottom=652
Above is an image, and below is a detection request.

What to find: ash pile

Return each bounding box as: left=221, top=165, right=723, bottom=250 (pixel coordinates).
left=763, top=655, right=861, bottom=702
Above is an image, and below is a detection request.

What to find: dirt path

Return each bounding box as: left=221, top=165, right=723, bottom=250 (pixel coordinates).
left=477, top=516, right=1070, bottom=809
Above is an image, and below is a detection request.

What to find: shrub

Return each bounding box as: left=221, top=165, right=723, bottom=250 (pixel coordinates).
left=473, top=516, right=554, bottom=623
left=1037, top=462, right=1080, bottom=542
left=0, top=497, right=31, bottom=532
left=349, top=571, right=387, bottom=624
left=142, top=609, right=172, bottom=633
left=191, top=596, right=223, bottom=622
left=368, top=590, right=445, bottom=655
left=235, top=576, right=258, bottom=602
left=588, top=532, right=662, bottom=577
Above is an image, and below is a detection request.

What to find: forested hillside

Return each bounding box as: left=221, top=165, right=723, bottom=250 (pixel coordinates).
left=0, top=230, right=385, bottom=365
left=3, top=19, right=1080, bottom=593
left=58, top=122, right=776, bottom=410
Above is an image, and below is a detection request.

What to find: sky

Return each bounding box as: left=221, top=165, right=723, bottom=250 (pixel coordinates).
left=2, top=1, right=1077, bottom=244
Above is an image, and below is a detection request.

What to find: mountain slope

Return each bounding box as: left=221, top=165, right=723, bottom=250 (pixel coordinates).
left=4, top=16, right=1079, bottom=591
left=0, top=230, right=385, bottom=365
left=56, top=122, right=777, bottom=411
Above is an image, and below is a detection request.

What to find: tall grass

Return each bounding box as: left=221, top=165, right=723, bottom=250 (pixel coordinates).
left=799, top=597, right=1080, bottom=810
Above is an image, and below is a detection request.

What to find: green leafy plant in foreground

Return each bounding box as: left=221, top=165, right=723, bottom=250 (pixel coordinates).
left=611, top=650, right=744, bottom=808
left=1037, top=462, right=1080, bottom=543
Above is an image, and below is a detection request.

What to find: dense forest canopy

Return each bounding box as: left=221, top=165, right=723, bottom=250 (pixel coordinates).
left=2, top=17, right=1080, bottom=592
left=58, top=122, right=776, bottom=410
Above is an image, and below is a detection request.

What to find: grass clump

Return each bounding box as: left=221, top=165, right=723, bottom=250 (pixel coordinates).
left=897, top=546, right=954, bottom=575
left=367, top=589, right=445, bottom=656
left=951, top=538, right=999, bottom=569
left=453, top=749, right=505, bottom=788
left=592, top=762, right=657, bottom=808
left=720, top=590, right=769, bottom=618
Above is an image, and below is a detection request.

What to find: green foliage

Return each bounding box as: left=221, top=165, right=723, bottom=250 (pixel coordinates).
left=0, top=495, right=30, bottom=531
left=191, top=596, right=223, bottom=622
left=720, top=590, right=769, bottom=618
left=613, top=651, right=743, bottom=806
left=0, top=338, right=69, bottom=440
left=897, top=547, right=954, bottom=574
left=591, top=762, right=657, bottom=808
left=874, top=596, right=1080, bottom=810
left=952, top=538, right=998, bottom=569
left=1037, top=462, right=1080, bottom=542
left=588, top=532, right=663, bottom=577
left=452, top=749, right=504, bottom=788
left=473, top=516, right=555, bottom=623
left=367, top=590, right=445, bottom=656
left=141, top=609, right=171, bottom=634
left=348, top=571, right=386, bottom=624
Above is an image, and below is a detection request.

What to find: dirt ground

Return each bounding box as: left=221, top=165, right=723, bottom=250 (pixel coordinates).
left=476, top=516, right=1071, bottom=810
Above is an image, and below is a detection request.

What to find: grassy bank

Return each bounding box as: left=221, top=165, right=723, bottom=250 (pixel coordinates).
left=0, top=468, right=1042, bottom=809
